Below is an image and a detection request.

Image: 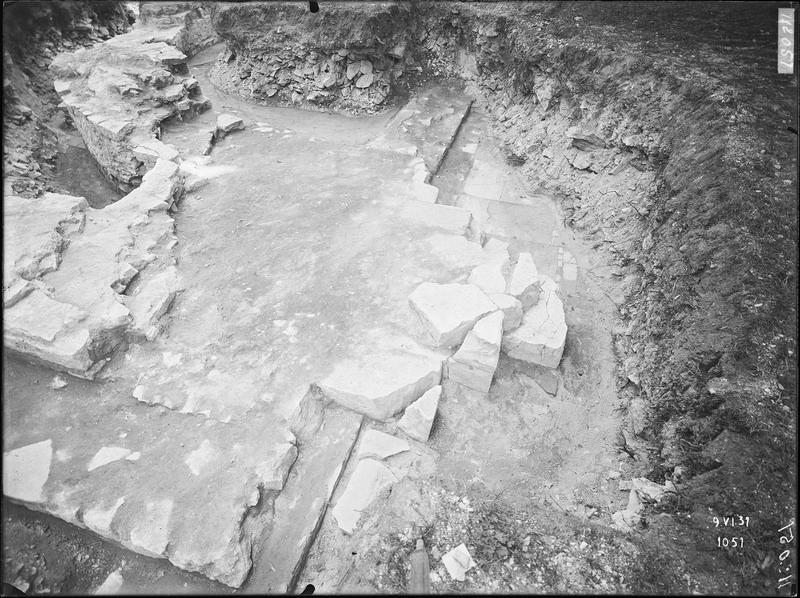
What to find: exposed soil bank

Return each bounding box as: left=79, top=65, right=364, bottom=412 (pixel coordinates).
left=210, top=1, right=797, bottom=591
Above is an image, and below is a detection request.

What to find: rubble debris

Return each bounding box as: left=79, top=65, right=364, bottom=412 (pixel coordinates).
left=447, top=311, right=504, bottom=394
left=502, top=276, right=567, bottom=369
left=398, top=385, right=441, bottom=442
left=442, top=543, right=476, bottom=581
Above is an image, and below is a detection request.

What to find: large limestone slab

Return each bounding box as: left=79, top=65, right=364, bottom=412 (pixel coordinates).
left=331, top=458, right=398, bottom=534
left=502, top=276, right=567, bottom=369
left=468, top=253, right=510, bottom=295
left=3, top=439, right=53, bottom=504
left=398, top=385, right=441, bottom=443
left=447, top=311, right=504, bottom=393
left=3, top=289, right=99, bottom=377
left=3, top=194, right=87, bottom=285
left=318, top=350, right=443, bottom=420
left=246, top=406, right=362, bottom=593
left=409, top=282, right=497, bottom=348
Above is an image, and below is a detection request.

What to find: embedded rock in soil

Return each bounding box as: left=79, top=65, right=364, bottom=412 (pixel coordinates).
left=331, top=458, right=398, bottom=534
left=506, top=252, right=541, bottom=310
left=409, top=282, right=497, bottom=349
left=3, top=193, right=88, bottom=285
left=216, top=113, right=244, bottom=137
left=489, top=293, right=523, bottom=331
left=442, top=543, right=477, bottom=582
left=502, top=276, right=567, bottom=369
left=447, top=310, right=504, bottom=394
left=317, top=350, right=443, bottom=420
left=398, top=385, right=441, bottom=443
left=358, top=430, right=410, bottom=461
left=2, top=439, right=53, bottom=504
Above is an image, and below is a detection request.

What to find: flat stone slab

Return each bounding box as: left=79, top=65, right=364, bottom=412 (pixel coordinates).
left=216, top=113, right=244, bottom=135
left=409, top=282, right=497, bottom=349
left=502, top=276, right=567, bottom=369
left=398, top=385, right=441, bottom=443
left=3, top=439, right=53, bottom=503
left=318, top=350, right=443, bottom=421
left=2, top=411, right=297, bottom=588
left=447, top=310, right=504, bottom=394
left=3, top=289, right=99, bottom=378
left=468, top=252, right=510, bottom=295
left=331, top=458, right=398, bottom=534
left=3, top=193, right=87, bottom=285
left=245, top=406, right=362, bottom=594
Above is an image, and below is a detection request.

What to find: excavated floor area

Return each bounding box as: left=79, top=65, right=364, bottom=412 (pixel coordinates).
left=3, top=37, right=625, bottom=593
left=4, top=3, right=795, bottom=596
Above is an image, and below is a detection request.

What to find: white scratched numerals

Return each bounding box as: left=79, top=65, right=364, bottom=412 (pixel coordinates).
left=777, top=520, right=796, bottom=591
left=778, top=9, right=794, bottom=74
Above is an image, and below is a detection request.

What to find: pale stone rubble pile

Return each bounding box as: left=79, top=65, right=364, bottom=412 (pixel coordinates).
left=322, top=239, right=568, bottom=536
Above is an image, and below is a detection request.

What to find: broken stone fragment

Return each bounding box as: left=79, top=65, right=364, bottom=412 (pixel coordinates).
left=355, top=72, right=374, bottom=88
left=468, top=254, right=510, bottom=295
left=358, top=430, right=409, bottom=460
left=4, top=289, right=97, bottom=376
left=506, top=252, right=540, bottom=310
left=447, top=310, right=504, bottom=394
left=409, top=282, right=497, bottom=349
left=359, top=59, right=373, bottom=75
left=332, top=458, right=397, bottom=534
left=110, top=263, right=138, bottom=294
left=388, top=42, right=406, bottom=59
left=216, top=113, right=244, bottom=136
left=88, top=446, right=133, bottom=472
left=442, top=543, right=476, bottom=581
left=94, top=568, right=124, bottom=595
left=317, top=350, right=442, bottom=420
left=49, top=375, right=68, bottom=390
left=345, top=61, right=360, bottom=80
left=53, top=79, right=71, bottom=95
left=502, top=276, right=567, bottom=369
left=489, top=293, right=523, bottom=331
left=3, top=439, right=53, bottom=504
left=398, top=385, right=441, bottom=442
left=3, top=277, right=34, bottom=308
